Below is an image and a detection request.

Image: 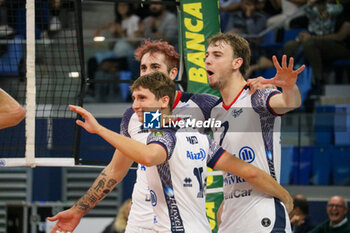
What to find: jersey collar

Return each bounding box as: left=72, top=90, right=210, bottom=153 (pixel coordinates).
left=172, top=90, right=182, bottom=110
left=222, top=84, right=247, bottom=111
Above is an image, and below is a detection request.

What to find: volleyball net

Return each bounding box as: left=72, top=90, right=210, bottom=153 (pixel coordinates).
left=0, top=0, right=85, bottom=167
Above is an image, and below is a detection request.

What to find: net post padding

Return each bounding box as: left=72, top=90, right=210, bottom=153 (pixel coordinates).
left=25, top=0, right=36, bottom=168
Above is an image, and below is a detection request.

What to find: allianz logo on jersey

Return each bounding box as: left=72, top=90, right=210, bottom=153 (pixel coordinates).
left=186, top=148, right=206, bottom=161
left=238, top=146, right=255, bottom=163
left=143, top=110, right=222, bottom=129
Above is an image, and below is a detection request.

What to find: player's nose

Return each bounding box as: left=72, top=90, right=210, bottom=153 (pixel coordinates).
left=205, top=56, right=211, bottom=65
left=132, top=99, right=141, bottom=111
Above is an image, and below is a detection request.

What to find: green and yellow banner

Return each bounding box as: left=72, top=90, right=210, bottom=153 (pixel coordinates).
left=180, top=0, right=220, bottom=96
left=180, top=1, right=222, bottom=232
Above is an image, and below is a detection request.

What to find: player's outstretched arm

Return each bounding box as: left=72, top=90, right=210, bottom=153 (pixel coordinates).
left=0, top=88, right=26, bottom=129
left=47, top=148, right=133, bottom=233
left=214, top=151, right=293, bottom=213
left=261, top=55, right=305, bottom=115
left=69, top=105, right=167, bottom=166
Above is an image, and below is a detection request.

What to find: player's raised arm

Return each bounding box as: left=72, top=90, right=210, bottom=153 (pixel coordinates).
left=214, top=151, right=293, bottom=213
left=69, top=105, right=167, bottom=166
left=48, top=149, right=133, bottom=233
left=261, top=55, right=305, bottom=114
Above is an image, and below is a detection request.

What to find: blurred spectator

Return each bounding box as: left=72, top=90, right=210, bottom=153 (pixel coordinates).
left=267, top=0, right=307, bottom=28
left=94, top=3, right=141, bottom=40
left=49, top=0, right=62, bottom=31
left=309, top=195, right=350, bottom=233
left=219, top=0, right=243, bottom=31
left=304, top=0, right=342, bottom=35
left=256, top=0, right=282, bottom=17
left=93, top=2, right=141, bottom=58
left=140, top=0, right=178, bottom=47
left=223, top=0, right=267, bottom=35
left=101, top=199, right=132, bottom=233
left=246, top=55, right=274, bottom=78
left=289, top=194, right=315, bottom=233
left=299, top=20, right=350, bottom=88
left=284, top=0, right=343, bottom=61
left=87, top=2, right=141, bottom=98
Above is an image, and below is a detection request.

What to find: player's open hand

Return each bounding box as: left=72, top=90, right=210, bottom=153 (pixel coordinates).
left=246, top=76, right=277, bottom=94
left=69, top=105, right=101, bottom=134
left=260, top=55, right=305, bottom=89
left=47, top=208, right=83, bottom=233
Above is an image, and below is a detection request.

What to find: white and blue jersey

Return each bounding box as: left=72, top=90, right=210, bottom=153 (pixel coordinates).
left=120, top=90, right=218, bottom=232
left=146, top=126, right=225, bottom=233
left=211, top=85, right=291, bottom=233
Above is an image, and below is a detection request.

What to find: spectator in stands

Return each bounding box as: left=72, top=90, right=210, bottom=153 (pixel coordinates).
left=0, top=88, right=25, bottom=130
left=267, top=0, right=307, bottom=28
left=284, top=0, right=343, bottom=64
left=309, top=195, right=350, bottom=233
left=101, top=199, right=132, bottom=233
left=93, top=2, right=141, bottom=60
left=249, top=0, right=345, bottom=81
left=256, top=0, right=282, bottom=18
left=223, top=0, right=267, bottom=35
left=219, top=0, right=243, bottom=31
left=300, top=20, right=350, bottom=89
left=289, top=194, right=315, bottom=233
left=140, top=0, right=178, bottom=47
left=87, top=2, right=141, bottom=99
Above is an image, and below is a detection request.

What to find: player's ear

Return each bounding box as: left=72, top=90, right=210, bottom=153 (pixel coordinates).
left=161, top=96, right=170, bottom=109
left=232, top=57, right=243, bottom=70
left=168, top=67, right=178, bottom=80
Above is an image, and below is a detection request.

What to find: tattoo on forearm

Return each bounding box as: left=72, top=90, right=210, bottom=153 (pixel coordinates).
left=101, top=171, right=107, bottom=176
left=94, top=178, right=106, bottom=192
left=89, top=193, right=99, bottom=203
left=106, top=179, right=117, bottom=188
left=99, top=189, right=111, bottom=200
left=103, top=189, right=110, bottom=195
left=75, top=200, right=90, bottom=212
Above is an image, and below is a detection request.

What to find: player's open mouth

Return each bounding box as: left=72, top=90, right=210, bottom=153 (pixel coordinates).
left=207, top=70, right=214, bottom=78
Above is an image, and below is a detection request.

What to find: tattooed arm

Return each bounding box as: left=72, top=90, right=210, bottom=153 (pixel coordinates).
left=47, top=149, right=133, bottom=233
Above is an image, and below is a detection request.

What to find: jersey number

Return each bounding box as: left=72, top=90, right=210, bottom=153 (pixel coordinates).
left=219, top=121, right=229, bottom=146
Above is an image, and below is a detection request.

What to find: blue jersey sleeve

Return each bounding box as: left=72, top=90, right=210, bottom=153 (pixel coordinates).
left=251, top=89, right=282, bottom=116
left=206, top=135, right=226, bottom=168
left=146, top=129, right=177, bottom=161
left=191, top=93, right=219, bottom=120
left=120, top=107, right=134, bottom=137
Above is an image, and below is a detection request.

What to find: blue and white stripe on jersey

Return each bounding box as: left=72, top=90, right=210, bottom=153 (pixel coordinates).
left=147, top=128, right=185, bottom=232
left=251, top=89, right=281, bottom=180
left=120, top=107, right=136, bottom=137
